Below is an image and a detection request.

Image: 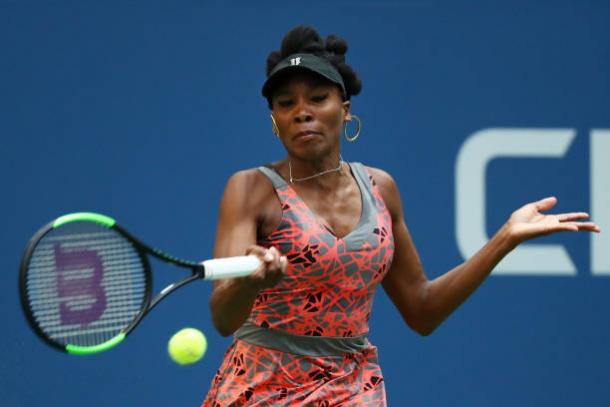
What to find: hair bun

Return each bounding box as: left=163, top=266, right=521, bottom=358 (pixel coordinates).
left=265, top=51, right=282, bottom=77
left=264, top=25, right=362, bottom=102
left=325, top=35, right=348, bottom=59
left=280, top=25, right=324, bottom=56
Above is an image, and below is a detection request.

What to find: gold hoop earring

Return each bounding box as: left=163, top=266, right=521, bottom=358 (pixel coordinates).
left=270, top=114, right=279, bottom=137
left=344, top=114, right=361, bottom=142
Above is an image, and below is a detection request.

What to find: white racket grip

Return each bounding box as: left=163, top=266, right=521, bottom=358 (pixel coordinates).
left=201, top=255, right=260, bottom=280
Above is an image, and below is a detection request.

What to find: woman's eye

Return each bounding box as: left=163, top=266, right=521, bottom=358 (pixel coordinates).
left=311, top=94, right=328, bottom=102
left=277, top=99, right=293, bottom=107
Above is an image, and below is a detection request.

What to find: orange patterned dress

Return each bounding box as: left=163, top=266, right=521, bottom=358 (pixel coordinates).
left=202, top=162, right=394, bottom=406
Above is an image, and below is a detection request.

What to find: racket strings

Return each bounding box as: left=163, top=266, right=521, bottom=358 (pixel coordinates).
left=25, top=222, right=148, bottom=348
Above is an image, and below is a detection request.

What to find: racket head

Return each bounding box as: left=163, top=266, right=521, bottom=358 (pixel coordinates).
left=19, top=213, right=152, bottom=355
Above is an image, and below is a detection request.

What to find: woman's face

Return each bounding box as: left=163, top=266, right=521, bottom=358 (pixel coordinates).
left=270, top=72, right=350, bottom=161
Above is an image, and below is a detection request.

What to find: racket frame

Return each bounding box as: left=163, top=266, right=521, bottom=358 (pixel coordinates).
left=19, top=212, right=207, bottom=355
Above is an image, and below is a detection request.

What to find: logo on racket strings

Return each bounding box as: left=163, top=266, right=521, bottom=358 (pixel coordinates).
left=54, top=245, right=107, bottom=325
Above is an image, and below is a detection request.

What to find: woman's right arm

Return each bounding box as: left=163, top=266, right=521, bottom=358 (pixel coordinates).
left=209, top=169, right=286, bottom=336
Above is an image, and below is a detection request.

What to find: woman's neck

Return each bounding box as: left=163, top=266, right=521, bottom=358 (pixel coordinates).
left=287, top=154, right=345, bottom=184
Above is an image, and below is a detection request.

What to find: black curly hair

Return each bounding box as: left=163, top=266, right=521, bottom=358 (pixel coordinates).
left=264, top=25, right=362, bottom=107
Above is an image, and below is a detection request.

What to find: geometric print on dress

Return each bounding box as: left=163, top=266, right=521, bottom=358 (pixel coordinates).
left=202, top=338, right=387, bottom=406
left=200, top=163, right=393, bottom=407
left=250, top=164, right=395, bottom=337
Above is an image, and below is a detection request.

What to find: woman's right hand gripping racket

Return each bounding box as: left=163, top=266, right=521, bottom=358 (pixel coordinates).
left=19, top=212, right=260, bottom=355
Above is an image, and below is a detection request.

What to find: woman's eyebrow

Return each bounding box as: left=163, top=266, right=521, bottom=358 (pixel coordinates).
left=274, top=89, right=292, bottom=97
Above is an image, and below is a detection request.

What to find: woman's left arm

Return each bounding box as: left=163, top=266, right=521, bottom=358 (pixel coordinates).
left=370, top=167, right=601, bottom=336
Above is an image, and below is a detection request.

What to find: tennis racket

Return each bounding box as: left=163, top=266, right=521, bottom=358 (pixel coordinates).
left=19, top=212, right=259, bottom=355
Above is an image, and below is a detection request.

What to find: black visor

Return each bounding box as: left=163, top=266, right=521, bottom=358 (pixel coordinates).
left=262, top=53, right=346, bottom=99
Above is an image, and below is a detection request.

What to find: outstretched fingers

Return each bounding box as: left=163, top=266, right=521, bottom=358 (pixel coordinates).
left=566, top=221, right=602, bottom=233
left=534, top=196, right=558, bottom=212
left=554, top=212, right=601, bottom=232
left=510, top=197, right=602, bottom=240
left=556, top=212, right=590, bottom=222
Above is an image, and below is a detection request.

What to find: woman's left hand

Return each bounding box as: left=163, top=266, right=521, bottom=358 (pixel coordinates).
left=506, top=196, right=601, bottom=245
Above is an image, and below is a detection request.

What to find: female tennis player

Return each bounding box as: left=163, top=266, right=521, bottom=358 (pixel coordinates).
left=201, top=25, right=600, bottom=406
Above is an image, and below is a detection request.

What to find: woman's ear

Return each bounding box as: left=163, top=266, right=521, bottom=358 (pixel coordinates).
left=342, top=100, right=351, bottom=120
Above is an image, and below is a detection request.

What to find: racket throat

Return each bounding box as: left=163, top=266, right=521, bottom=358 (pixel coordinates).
left=149, top=271, right=203, bottom=312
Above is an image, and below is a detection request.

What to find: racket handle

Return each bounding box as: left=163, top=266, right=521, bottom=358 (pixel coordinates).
left=201, top=255, right=260, bottom=280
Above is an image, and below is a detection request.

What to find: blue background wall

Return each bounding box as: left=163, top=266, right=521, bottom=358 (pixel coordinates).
left=2, top=1, right=609, bottom=405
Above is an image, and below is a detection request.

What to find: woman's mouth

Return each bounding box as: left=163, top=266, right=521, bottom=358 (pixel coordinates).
left=293, top=130, right=321, bottom=141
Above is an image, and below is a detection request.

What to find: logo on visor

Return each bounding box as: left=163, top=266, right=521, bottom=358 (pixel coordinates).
left=290, top=57, right=301, bottom=66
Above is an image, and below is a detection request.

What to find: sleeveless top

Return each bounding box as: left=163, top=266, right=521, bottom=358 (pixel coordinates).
left=245, top=162, right=395, bottom=338
left=202, top=163, right=394, bottom=407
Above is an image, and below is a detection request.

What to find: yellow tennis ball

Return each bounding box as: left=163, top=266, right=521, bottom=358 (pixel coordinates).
left=168, top=328, right=207, bottom=365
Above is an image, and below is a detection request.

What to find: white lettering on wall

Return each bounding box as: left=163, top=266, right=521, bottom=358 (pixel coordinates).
left=456, top=128, right=577, bottom=276
left=591, top=129, right=610, bottom=276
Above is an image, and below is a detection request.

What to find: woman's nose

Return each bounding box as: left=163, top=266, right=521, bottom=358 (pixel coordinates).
left=294, top=112, right=313, bottom=123
left=293, top=101, right=313, bottom=123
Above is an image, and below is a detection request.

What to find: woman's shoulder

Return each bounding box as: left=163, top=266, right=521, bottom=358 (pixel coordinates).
left=224, top=164, right=284, bottom=204
left=225, top=165, right=277, bottom=194
left=358, top=164, right=396, bottom=190
left=222, top=165, right=284, bottom=232
left=359, top=164, right=402, bottom=219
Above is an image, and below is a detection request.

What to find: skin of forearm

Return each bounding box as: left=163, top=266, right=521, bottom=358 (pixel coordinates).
left=416, top=224, right=516, bottom=335
left=210, top=278, right=260, bottom=336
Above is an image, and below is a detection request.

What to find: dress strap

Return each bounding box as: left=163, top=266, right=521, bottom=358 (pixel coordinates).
left=348, top=162, right=374, bottom=197
left=257, top=166, right=288, bottom=189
